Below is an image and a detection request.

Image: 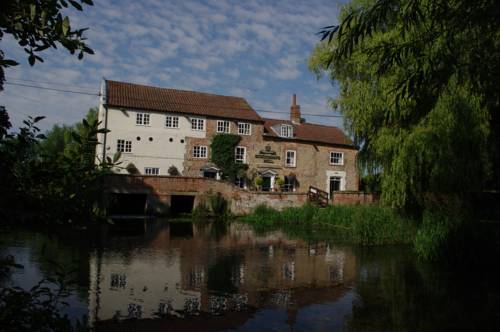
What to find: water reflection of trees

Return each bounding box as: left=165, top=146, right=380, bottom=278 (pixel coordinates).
left=346, top=247, right=500, bottom=331
left=0, top=230, right=89, bottom=300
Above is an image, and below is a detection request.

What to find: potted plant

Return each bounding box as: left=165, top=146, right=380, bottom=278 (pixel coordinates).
left=275, top=177, right=285, bottom=191
left=255, top=177, right=263, bottom=190
left=126, top=163, right=139, bottom=175
left=168, top=165, right=180, bottom=176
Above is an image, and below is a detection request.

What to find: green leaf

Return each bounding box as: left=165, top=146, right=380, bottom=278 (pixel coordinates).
left=68, top=0, right=83, bottom=11
left=62, top=16, right=70, bottom=36
left=96, top=128, right=110, bottom=134
left=113, top=151, right=121, bottom=163
left=0, top=59, right=19, bottom=67
left=71, top=131, right=82, bottom=144
left=30, top=4, right=36, bottom=20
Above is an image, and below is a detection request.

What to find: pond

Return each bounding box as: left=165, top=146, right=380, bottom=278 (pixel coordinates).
left=1, top=221, right=499, bottom=331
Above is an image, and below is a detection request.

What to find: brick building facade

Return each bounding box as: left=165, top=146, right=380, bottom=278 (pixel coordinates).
left=97, top=80, right=359, bottom=196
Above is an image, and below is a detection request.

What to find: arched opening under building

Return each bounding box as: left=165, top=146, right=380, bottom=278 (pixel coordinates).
left=170, top=195, right=195, bottom=215
left=108, top=193, right=147, bottom=215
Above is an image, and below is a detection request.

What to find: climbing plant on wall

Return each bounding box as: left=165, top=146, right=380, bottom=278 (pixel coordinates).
left=210, top=134, right=248, bottom=181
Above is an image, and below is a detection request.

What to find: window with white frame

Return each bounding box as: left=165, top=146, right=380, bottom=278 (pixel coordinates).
left=238, top=122, right=251, bottom=135
left=217, top=120, right=230, bottom=133
left=193, top=145, right=208, bottom=159
left=191, top=118, right=205, bottom=131
left=117, top=139, right=132, bottom=153
left=280, top=124, right=293, bottom=138
left=165, top=115, right=179, bottom=128
left=235, top=146, right=246, bottom=163
left=285, top=150, right=296, bottom=167
left=330, top=152, right=344, bottom=165
left=136, top=113, right=150, bottom=126
left=144, top=167, right=160, bottom=175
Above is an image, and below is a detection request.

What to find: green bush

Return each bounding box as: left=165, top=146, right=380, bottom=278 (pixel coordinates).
left=209, top=192, right=229, bottom=218
left=192, top=202, right=210, bottom=222
left=168, top=165, right=180, bottom=176
left=414, top=207, right=465, bottom=261
left=210, top=134, right=247, bottom=181
left=242, top=203, right=416, bottom=245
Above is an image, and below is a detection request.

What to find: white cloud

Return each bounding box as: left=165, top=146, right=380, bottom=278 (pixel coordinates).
left=251, top=78, right=266, bottom=89
left=182, top=56, right=223, bottom=71
left=1, top=0, right=343, bottom=129
left=223, top=68, right=240, bottom=79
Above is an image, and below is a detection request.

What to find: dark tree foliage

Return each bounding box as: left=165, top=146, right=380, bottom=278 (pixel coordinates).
left=312, top=0, right=500, bottom=210
left=0, top=261, right=88, bottom=331
left=319, top=0, right=500, bottom=103
left=0, top=112, right=118, bottom=225
left=0, top=0, right=94, bottom=89
left=0, top=106, right=11, bottom=139
left=210, top=134, right=248, bottom=182
left=168, top=165, right=180, bottom=176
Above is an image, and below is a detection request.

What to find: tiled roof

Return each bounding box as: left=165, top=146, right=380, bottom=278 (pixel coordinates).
left=263, top=118, right=356, bottom=148
left=106, top=80, right=263, bottom=122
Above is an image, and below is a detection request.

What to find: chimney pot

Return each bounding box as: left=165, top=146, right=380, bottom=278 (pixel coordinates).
left=290, top=94, right=301, bottom=124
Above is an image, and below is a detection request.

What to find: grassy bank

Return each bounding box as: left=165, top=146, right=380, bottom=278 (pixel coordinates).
left=240, top=203, right=417, bottom=245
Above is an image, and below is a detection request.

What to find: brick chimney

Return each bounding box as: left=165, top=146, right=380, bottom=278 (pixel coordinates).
left=290, top=94, right=301, bottom=124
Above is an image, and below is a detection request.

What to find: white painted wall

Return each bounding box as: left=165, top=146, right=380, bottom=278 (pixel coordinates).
left=97, top=105, right=206, bottom=175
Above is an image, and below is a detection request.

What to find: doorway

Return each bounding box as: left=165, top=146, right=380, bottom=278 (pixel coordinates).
left=259, top=170, right=277, bottom=192
left=262, top=176, right=272, bottom=191
left=329, top=176, right=342, bottom=197
left=203, top=170, right=217, bottom=179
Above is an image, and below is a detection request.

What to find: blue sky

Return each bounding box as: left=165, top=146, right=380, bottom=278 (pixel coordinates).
left=2, top=0, right=346, bottom=131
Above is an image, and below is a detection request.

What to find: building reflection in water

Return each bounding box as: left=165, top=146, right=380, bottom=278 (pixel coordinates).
left=88, top=222, right=356, bottom=329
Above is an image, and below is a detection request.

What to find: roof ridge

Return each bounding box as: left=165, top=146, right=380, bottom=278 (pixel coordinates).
left=262, top=117, right=342, bottom=130
left=106, top=79, right=248, bottom=101
left=299, top=121, right=342, bottom=130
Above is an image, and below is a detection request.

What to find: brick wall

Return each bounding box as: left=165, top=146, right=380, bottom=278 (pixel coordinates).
left=181, top=118, right=359, bottom=192
left=183, top=119, right=265, bottom=177
left=252, top=139, right=359, bottom=192
left=332, top=191, right=379, bottom=205
left=231, top=191, right=308, bottom=214
left=105, top=175, right=307, bottom=215
left=104, top=175, right=375, bottom=216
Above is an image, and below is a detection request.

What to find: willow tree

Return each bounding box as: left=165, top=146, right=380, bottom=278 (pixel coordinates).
left=309, top=0, right=497, bottom=211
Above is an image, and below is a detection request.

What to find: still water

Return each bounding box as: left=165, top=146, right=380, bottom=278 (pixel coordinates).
left=1, top=221, right=499, bottom=331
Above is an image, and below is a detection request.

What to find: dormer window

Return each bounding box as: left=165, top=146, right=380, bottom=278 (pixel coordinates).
left=280, top=124, right=293, bottom=138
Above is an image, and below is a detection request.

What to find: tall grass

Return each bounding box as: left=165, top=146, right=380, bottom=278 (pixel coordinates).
left=208, top=192, right=230, bottom=221
left=241, top=203, right=416, bottom=245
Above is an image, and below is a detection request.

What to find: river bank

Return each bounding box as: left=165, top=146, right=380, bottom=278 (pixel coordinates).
left=239, top=203, right=417, bottom=245
left=239, top=203, right=500, bottom=262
